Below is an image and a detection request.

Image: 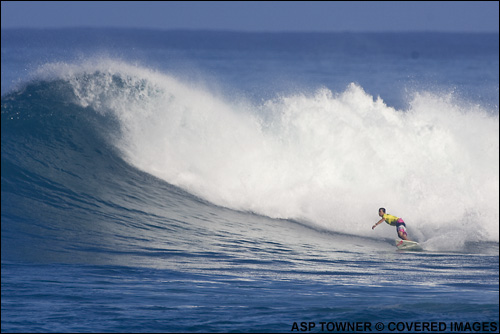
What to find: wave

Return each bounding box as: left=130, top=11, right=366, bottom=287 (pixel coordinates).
left=2, top=59, right=499, bottom=254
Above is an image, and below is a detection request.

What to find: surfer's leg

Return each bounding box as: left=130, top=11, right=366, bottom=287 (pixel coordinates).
left=398, top=230, right=409, bottom=240
left=397, top=224, right=409, bottom=240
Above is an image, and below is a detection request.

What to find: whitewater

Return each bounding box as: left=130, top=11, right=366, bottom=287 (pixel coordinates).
left=2, top=29, right=499, bottom=332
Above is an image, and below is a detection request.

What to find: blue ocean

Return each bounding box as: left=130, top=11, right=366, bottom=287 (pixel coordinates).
left=1, top=29, right=499, bottom=333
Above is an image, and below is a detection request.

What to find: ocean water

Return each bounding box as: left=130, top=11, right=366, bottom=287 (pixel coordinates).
left=1, top=29, right=499, bottom=332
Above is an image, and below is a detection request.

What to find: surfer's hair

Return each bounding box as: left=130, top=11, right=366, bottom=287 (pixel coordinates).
left=379, top=208, right=386, bottom=213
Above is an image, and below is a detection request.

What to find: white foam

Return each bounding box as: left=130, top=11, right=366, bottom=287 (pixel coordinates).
left=39, top=60, right=500, bottom=250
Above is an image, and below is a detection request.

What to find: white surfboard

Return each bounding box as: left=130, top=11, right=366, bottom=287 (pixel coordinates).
left=395, top=239, right=423, bottom=251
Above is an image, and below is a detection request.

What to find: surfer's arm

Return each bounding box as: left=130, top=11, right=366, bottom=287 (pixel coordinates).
left=372, top=218, right=385, bottom=229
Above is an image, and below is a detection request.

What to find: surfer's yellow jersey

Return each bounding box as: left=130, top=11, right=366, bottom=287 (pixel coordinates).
left=383, top=213, right=400, bottom=226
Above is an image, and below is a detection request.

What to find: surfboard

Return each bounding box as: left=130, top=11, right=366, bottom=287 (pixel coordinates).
left=395, top=239, right=423, bottom=251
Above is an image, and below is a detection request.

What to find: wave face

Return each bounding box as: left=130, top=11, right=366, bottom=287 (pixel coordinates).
left=2, top=59, right=498, bottom=256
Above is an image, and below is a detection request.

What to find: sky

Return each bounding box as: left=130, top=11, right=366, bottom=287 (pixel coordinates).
left=1, top=1, right=499, bottom=33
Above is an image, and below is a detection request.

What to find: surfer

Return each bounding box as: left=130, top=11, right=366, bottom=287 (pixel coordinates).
left=372, top=208, right=410, bottom=240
